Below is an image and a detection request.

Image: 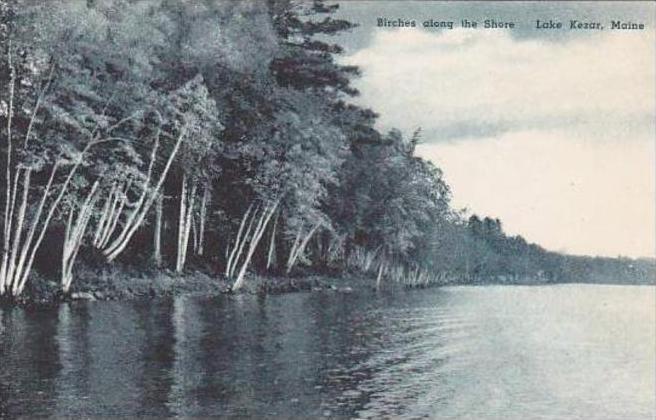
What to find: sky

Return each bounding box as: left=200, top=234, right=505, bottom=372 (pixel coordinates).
left=334, top=1, right=655, bottom=258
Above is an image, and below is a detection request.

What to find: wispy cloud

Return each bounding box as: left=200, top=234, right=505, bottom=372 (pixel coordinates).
left=343, top=28, right=655, bottom=257
left=344, top=28, right=654, bottom=142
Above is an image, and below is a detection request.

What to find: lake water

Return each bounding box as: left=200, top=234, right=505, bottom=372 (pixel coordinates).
left=0, top=284, right=654, bottom=419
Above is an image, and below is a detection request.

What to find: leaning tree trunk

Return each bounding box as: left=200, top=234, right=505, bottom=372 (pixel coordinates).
left=231, top=201, right=279, bottom=291
left=94, top=180, right=131, bottom=250
left=93, top=182, right=116, bottom=247
left=376, top=258, right=388, bottom=290
left=61, top=181, right=101, bottom=293
left=266, top=212, right=279, bottom=270
left=0, top=47, right=57, bottom=297
left=103, top=127, right=186, bottom=262
left=225, top=204, right=255, bottom=279
left=5, top=149, right=92, bottom=297
left=286, top=222, right=321, bottom=274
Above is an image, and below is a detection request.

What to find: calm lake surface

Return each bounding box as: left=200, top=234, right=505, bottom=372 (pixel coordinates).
left=0, top=284, right=654, bottom=419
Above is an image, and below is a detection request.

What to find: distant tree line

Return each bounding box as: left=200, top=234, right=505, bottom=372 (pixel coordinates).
left=0, top=0, right=651, bottom=298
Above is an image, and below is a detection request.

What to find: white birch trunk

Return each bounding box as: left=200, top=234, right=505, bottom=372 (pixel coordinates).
left=229, top=207, right=258, bottom=278
left=197, top=185, right=209, bottom=256
left=0, top=46, right=16, bottom=295
left=14, top=144, right=94, bottom=296
left=176, top=176, right=197, bottom=273
left=363, top=246, right=381, bottom=272
left=104, top=128, right=186, bottom=262
left=176, top=175, right=187, bottom=273
left=226, top=204, right=257, bottom=279
left=232, top=201, right=278, bottom=291
left=376, top=259, right=386, bottom=290
left=61, top=181, right=100, bottom=292
left=9, top=163, right=58, bottom=295
left=285, top=228, right=303, bottom=274
left=266, top=212, right=279, bottom=270
left=183, top=184, right=196, bottom=268
left=6, top=170, right=31, bottom=290
left=93, top=182, right=116, bottom=246
left=0, top=47, right=53, bottom=296
left=61, top=207, right=75, bottom=291
left=153, top=193, right=163, bottom=267
left=104, top=138, right=160, bottom=251
left=286, top=222, right=320, bottom=274
left=98, top=181, right=129, bottom=248
left=191, top=212, right=198, bottom=255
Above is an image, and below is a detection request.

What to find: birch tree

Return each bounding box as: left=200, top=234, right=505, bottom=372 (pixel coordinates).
left=0, top=47, right=138, bottom=296
left=172, top=104, right=220, bottom=273
left=99, top=76, right=220, bottom=263
left=223, top=89, right=345, bottom=288
left=61, top=178, right=100, bottom=292
left=0, top=0, right=161, bottom=295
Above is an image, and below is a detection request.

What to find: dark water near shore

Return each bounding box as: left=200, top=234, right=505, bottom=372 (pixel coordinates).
left=0, top=285, right=654, bottom=419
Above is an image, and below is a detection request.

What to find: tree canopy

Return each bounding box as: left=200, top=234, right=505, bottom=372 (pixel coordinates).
left=1, top=0, right=648, bottom=297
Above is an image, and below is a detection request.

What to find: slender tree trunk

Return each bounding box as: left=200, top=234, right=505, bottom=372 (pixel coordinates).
left=0, top=169, right=20, bottom=295
left=0, top=44, right=16, bottom=295
left=286, top=222, right=320, bottom=274
left=153, top=193, right=163, bottom=267
left=9, top=67, right=53, bottom=288
left=225, top=204, right=255, bottom=278
left=61, top=180, right=100, bottom=292
left=191, top=212, right=198, bottom=255
left=98, top=180, right=130, bottom=249
left=286, top=228, right=302, bottom=274
left=93, top=182, right=115, bottom=246
left=229, top=207, right=258, bottom=278
left=104, top=128, right=186, bottom=262
left=1, top=50, right=53, bottom=296
left=6, top=170, right=31, bottom=290
left=176, top=175, right=198, bottom=273
left=376, top=259, right=386, bottom=290
left=266, top=212, right=279, bottom=270
left=14, top=144, right=94, bottom=296
left=61, top=207, right=75, bottom=291
left=364, top=246, right=381, bottom=272
left=176, top=176, right=197, bottom=274
left=176, top=175, right=187, bottom=273
left=106, top=139, right=160, bottom=251
left=183, top=185, right=196, bottom=267
left=197, top=185, right=209, bottom=256
left=9, top=163, right=58, bottom=295
left=232, top=201, right=278, bottom=291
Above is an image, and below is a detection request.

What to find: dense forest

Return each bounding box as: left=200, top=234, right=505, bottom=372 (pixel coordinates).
left=0, top=0, right=652, bottom=299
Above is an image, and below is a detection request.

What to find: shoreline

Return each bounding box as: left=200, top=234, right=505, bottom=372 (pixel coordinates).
left=1, top=264, right=651, bottom=308
left=0, top=266, right=378, bottom=307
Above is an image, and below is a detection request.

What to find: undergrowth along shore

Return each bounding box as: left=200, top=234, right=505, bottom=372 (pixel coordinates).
left=3, top=262, right=651, bottom=307
left=0, top=264, right=390, bottom=306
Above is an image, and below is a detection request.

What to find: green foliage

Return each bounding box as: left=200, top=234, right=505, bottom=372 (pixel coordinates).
left=0, top=0, right=646, bottom=295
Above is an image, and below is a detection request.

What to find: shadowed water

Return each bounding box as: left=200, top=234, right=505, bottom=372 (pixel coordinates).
left=0, top=285, right=654, bottom=419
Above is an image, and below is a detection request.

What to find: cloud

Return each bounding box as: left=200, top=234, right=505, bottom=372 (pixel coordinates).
left=344, top=28, right=655, bottom=141
left=343, top=28, right=655, bottom=257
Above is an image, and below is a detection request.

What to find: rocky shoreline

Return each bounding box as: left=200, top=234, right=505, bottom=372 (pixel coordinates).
left=1, top=266, right=366, bottom=306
